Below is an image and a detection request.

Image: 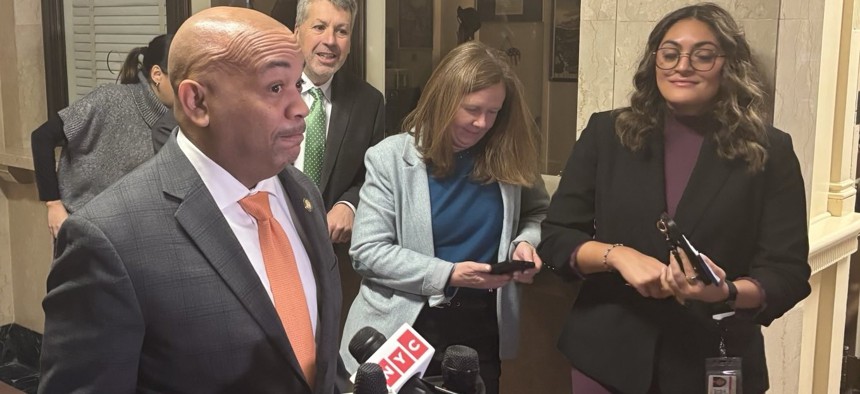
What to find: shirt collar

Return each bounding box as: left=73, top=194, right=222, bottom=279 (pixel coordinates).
left=176, top=128, right=282, bottom=210
left=301, top=72, right=333, bottom=102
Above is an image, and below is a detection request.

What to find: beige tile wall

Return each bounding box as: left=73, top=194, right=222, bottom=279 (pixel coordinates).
left=0, top=0, right=51, bottom=331
left=0, top=0, right=16, bottom=328
left=774, top=0, right=825, bottom=211
left=764, top=2, right=826, bottom=389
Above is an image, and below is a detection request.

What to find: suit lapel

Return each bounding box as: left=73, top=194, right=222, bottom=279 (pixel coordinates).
left=401, top=138, right=436, bottom=257
left=673, top=134, right=735, bottom=234
left=277, top=169, right=334, bottom=316
left=645, top=131, right=668, bottom=214
left=320, top=73, right=351, bottom=191
left=621, top=130, right=669, bottom=255
left=158, top=140, right=308, bottom=384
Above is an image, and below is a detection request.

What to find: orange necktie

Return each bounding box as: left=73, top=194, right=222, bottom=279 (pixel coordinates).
left=239, top=192, right=316, bottom=386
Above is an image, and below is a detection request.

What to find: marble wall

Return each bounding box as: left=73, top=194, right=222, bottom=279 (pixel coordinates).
left=0, top=0, right=15, bottom=328
left=773, top=0, right=825, bottom=213
left=0, top=0, right=53, bottom=331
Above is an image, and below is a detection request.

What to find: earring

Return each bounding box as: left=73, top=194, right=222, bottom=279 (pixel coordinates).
left=155, top=81, right=160, bottom=88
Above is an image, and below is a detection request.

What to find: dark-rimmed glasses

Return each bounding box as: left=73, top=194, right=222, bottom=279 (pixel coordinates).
left=653, top=48, right=725, bottom=71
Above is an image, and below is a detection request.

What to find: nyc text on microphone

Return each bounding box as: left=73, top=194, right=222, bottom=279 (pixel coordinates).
left=348, top=324, right=435, bottom=393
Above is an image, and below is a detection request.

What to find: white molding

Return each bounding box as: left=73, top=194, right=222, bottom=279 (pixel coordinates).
left=808, top=213, right=860, bottom=275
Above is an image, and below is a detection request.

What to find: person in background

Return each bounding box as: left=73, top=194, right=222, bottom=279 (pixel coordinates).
left=538, top=3, right=810, bottom=393
left=39, top=7, right=341, bottom=393
left=293, top=0, right=385, bottom=338
left=31, top=34, right=175, bottom=238
left=340, top=41, right=548, bottom=394
left=294, top=0, right=385, bottom=244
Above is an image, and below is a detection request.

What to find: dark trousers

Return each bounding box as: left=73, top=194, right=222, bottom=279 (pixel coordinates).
left=412, top=289, right=501, bottom=394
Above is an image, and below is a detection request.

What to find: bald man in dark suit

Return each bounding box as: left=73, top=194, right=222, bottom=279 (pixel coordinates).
left=39, top=7, right=341, bottom=393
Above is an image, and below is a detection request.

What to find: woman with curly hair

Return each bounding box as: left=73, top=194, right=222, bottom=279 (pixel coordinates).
left=539, top=3, right=810, bottom=393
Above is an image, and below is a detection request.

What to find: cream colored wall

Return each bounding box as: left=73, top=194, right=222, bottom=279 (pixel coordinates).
left=0, top=0, right=53, bottom=332
left=764, top=1, right=828, bottom=392
left=191, top=0, right=210, bottom=14
left=774, top=0, right=825, bottom=206
left=0, top=0, right=16, bottom=328
left=366, top=0, right=385, bottom=92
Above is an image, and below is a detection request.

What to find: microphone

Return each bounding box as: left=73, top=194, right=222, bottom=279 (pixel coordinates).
left=354, top=362, right=388, bottom=394
left=348, top=324, right=435, bottom=393
left=441, top=345, right=480, bottom=394
left=422, top=345, right=486, bottom=394
left=349, top=326, right=387, bottom=366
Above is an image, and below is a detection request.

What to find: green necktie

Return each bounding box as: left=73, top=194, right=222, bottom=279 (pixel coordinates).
left=304, top=87, right=326, bottom=185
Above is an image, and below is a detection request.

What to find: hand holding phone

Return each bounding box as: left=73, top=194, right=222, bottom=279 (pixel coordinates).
left=490, top=260, right=536, bottom=275
left=656, top=213, right=721, bottom=286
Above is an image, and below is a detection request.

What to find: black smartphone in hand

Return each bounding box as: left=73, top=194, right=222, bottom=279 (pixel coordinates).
left=490, top=260, right=536, bottom=275
left=657, top=213, right=721, bottom=286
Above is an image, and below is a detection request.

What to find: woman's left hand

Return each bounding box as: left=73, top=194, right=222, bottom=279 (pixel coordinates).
left=510, top=242, right=542, bottom=284
left=663, top=248, right=728, bottom=303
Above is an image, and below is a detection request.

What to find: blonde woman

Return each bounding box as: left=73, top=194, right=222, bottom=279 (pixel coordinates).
left=340, top=41, right=548, bottom=393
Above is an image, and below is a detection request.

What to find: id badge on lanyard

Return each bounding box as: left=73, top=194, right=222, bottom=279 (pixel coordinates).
left=707, top=311, right=743, bottom=394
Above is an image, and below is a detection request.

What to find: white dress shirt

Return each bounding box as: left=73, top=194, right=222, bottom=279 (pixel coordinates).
left=176, top=129, right=319, bottom=334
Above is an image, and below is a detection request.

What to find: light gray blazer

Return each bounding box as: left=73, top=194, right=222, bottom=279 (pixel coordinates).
left=339, top=133, right=549, bottom=372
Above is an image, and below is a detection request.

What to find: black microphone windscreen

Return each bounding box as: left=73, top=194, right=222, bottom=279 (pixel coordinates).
left=355, top=362, right=388, bottom=394
left=349, top=326, right=387, bottom=364
left=441, top=345, right=480, bottom=394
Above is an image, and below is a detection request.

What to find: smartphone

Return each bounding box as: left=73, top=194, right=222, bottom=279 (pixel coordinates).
left=489, top=260, right=536, bottom=275
left=657, top=213, right=721, bottom=286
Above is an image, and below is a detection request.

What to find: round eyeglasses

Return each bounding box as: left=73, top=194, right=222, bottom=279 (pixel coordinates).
left=653, top=48, right=725, bottom=72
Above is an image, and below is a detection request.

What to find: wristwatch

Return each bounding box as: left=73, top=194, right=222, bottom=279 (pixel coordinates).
left=724, top=279, right=738, bottom=309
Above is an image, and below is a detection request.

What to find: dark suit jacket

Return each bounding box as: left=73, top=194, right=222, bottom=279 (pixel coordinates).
left=39, top=136, right=342, bottom=394
left=151, top=109, right=177, bottom=152
left=539, top=111, right=810, bottom=394
left=319, top=70, right=385, bottom=211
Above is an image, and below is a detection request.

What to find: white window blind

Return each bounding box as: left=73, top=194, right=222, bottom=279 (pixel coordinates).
left=64, top=0, right=167, bottom=101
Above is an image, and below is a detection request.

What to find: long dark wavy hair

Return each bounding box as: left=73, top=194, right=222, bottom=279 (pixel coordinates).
left=614, top=3, right=769, bottom=172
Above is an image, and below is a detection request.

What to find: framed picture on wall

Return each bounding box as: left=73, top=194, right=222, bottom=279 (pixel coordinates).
left=399, top=0, right=433, bottom=48
left=550, top=0, right=580, bottom=82
left=476, top=0, right=542, bottom=22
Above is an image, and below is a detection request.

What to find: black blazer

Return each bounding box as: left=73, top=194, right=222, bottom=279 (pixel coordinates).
left=319, top=70, right=385, bottom=211
left=39, top=136, right=342, bottom=393
left=539, top=111, right=810, bottom=394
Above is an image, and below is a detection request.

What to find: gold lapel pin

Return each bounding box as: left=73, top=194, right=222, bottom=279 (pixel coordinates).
left=303, top=198, right=313, bottom=212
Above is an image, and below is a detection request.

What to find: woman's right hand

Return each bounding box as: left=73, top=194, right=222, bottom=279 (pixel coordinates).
left=46, top=200, right=68, bottom=238
left=449, top=261, right=512, bottom=290
left=608, top=246, right=673, bottom=299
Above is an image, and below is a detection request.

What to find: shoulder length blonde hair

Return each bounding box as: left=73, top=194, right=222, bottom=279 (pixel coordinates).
left=615, top=2, right=769, bottom=172
left=402, top=41, right=540, bottom=187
